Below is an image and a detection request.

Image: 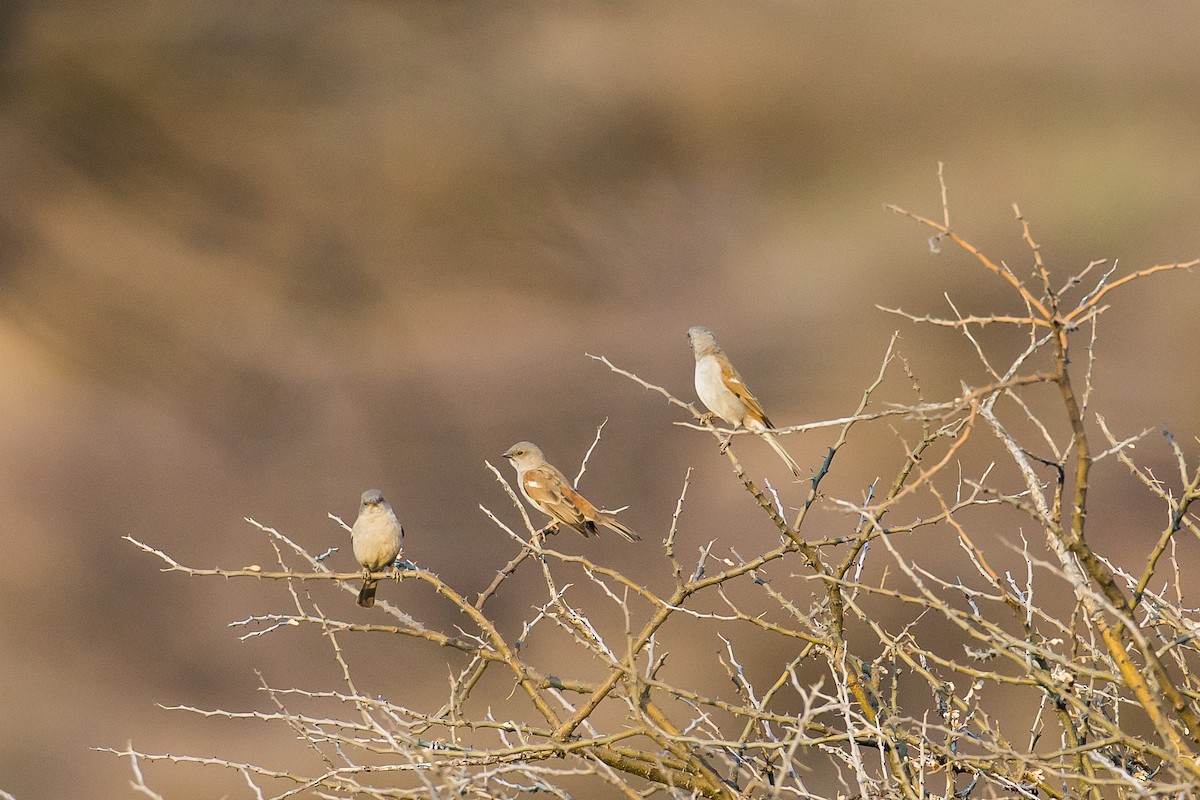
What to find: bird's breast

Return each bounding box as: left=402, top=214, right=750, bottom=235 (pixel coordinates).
left=695, top=356, right=745, bottom=425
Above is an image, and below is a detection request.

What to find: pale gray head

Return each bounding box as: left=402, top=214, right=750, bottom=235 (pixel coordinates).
left=687, top=325, right=719, bottom=358
left=502, top=441, right=546, bottom=472
left=360, top=489, right=389, bottom=510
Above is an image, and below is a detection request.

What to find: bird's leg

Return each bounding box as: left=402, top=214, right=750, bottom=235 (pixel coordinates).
left=697, top=411, right=718, bottom=425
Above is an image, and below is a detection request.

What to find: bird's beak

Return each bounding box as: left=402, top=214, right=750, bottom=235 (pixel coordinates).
left=502, top=452, right=513, bottom=460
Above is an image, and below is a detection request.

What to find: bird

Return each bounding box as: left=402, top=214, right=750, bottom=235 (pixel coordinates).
left=502, top=441, right=640, bottom=542
left=350, top=489, right=404, bottom=607
left=687, top=325, right=802, bottom=477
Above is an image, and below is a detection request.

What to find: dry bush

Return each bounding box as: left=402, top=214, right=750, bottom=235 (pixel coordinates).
left=112, top=173, right=1200, bottom=799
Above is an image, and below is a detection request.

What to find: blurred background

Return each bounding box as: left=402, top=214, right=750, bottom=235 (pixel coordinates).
left=1, top=2, right=1199, bottom=797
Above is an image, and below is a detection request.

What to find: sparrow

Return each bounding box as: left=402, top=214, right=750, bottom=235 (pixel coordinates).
left=502, top=441, right=640, bottom=542
left=351, top=489, right=403, bottom=607
left=687, top=325, right=802, bottom=477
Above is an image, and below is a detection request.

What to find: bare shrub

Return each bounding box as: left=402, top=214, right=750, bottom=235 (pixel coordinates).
left=111, top=171, right=1200, bottom=799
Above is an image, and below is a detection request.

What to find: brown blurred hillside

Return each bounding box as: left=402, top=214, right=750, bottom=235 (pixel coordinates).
left=1, top=2, right=1198, bottom=797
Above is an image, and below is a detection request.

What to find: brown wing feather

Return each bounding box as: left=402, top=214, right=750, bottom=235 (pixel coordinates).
left=719, top=358, right=773, bottom=428
left=523, top=465, right=596, bottom=536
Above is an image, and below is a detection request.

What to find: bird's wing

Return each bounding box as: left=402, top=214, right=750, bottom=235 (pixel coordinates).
left=719, top=355, right=773, bottom=428
left=523, top=465, right=597, bottom=534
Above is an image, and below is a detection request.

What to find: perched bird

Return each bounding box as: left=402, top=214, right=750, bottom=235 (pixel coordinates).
left=687, top=325, right=802, bottom=477
left=502, top=441, right=640, bottom=542
left=351, top=489, right=403, bottom=607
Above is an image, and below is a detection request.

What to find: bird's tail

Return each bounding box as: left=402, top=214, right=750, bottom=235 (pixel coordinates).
left=601, top=516, right=641, bottom=542
left=762, top=431, right=803, bottom=478
left=358, top=579, right=378, bottom=608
